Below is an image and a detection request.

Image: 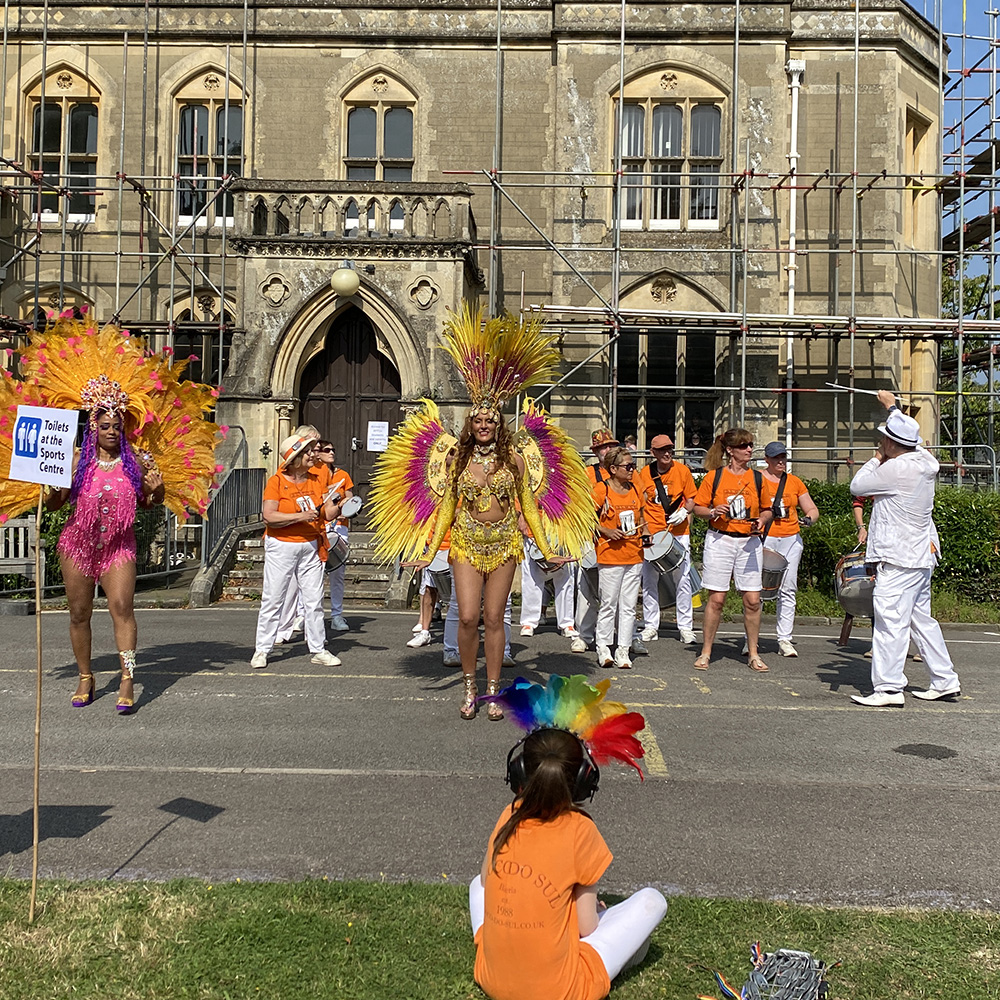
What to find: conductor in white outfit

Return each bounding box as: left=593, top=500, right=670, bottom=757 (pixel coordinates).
left=848, top=390, right=961, bottom=707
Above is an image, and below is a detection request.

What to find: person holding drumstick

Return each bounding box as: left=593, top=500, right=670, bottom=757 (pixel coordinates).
left=635, top=433, right=697, bottom=645
left=312, top=439, right=355, bottom=633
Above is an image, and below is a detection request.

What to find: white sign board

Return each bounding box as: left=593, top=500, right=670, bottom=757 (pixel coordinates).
left=366, top=420, right=390, bottom=452
left=7, top=405, right=78, bottom=488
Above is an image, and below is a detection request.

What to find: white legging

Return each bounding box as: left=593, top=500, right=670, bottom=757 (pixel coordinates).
left=469, top=876, right=667, bottom=983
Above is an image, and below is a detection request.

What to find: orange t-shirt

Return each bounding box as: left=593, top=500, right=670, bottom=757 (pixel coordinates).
left=585, top=464, right=611, bottom=487
left=693, top=467, right=772, bottom=536
left=262, top=470, right=328, bottom=544
left=474, top=805, right=613, bottom=1000
left=592, top=482, right=644, bottom=565
left=325, top=466, right=355, bottom=528
left=764, top=472, right=810, bottom=538
left=636, top=461, right=697, bottom=537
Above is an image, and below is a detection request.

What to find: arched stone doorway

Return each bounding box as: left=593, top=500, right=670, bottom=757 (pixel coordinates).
left=298, top=305, right=403, bottom=507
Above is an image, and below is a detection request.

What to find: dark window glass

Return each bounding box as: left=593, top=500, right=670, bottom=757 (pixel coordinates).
left=178, top=161, right=208, bottom=216
left=383, top=107, right=413, bottom=159
left=69, top=104, right=98, bottom=155
left=347, top=107, right=377, bottom=158
left=32, top=104, right=62, bottom=153
left=690, top=105, right=721, bottom=157
left=179, top=105, right=209, bottom=156
left=382, top=166, right=412, bottom=183
left=690, top=165, right=719, bottom=220
left=216, top=106, right=243, bottom=158
left=68, top=161, right=96, bottom=215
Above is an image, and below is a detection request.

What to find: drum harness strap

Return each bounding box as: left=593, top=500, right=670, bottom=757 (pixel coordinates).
left=646, top=462, right=685, bottom=522
left=707, top=466, right=776, bottom=538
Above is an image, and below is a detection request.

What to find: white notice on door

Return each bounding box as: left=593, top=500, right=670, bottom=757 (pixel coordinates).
left=366, top=420, right=390, bottom=452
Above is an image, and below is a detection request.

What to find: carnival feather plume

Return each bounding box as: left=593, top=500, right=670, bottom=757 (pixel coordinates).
left=485, top=674, right=646, bottom=778
left=0, top=370, right=50, bottom=522
left=439, top=303, right=559, bottom=417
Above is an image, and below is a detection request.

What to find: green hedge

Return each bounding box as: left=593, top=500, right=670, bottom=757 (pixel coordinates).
left=689, top=481, right=1000, bottom=604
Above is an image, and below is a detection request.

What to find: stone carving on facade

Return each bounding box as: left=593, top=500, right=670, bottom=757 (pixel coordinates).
left=660, top=72, right=678, bottom=91
left=275, top=402, right=295, bottom=420
left=407, top=276, right=439, bottom=310
left=258, top=274, right=290, bottom=307
left=197, top=293, right=216, bottom=316
left=56, top=72, right=73, bottom=90
left=372, top=74, right=389, bottom=94
left=650, top=276, right=677, bottom=303
left=204, top=73, right=221, bottom=91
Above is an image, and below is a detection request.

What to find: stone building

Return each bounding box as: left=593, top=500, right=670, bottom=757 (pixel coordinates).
left=2, top=0, right=944, bottom=491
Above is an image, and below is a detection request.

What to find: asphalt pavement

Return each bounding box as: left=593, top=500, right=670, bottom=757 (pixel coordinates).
left=1, top=607, right=996, bottom=910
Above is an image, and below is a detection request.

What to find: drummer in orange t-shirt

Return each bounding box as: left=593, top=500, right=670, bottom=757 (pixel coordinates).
left=592, top=447, right=647, bottom=669
left=635, top=434, right=698, bottom=646
left=691, top=428, right=774, bottom=672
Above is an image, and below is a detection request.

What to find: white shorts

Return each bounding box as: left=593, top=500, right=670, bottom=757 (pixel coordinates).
left=702, top=529, right=763, bottom=593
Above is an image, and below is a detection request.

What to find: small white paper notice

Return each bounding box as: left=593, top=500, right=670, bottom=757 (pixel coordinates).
left=7, top=405, right=78, bottom=488
left=366, top=420, right=390, bottom=452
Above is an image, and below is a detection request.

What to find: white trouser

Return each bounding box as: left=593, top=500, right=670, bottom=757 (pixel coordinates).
left=871, top=562, right=959, bottom=694
left=574, top=565, right=600, bottom=643
left=596, top=563, right=643, bottom=652
left=443, top=568, right=512, bottom=658
left=762, top=532, right=803, bottom=641
left=519, top=557, right=575, bottom=629
left=641, top=535, right=692, bottom=631
left=327, top=524, right=349, bottom=616
left=469, top=877, right=667, bottom=983
left=256, top=536, right=327, bottom=655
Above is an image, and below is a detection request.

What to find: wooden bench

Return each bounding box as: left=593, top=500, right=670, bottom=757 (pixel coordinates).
left=0, top=517, right=46, bottom=582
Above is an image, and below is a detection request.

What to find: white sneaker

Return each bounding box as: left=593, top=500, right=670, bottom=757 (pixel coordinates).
left=292, top=616, right=305, bottom=633
left=741, top=640, right=750, bottom=656
left=310, top=650, right=341, bottom=666
left=640, top=626, right=659, bottom=642
left=250, top=651, right=268, bottom=669
left=443, top=652, right=462, bottom=667
left=411, top=621, right=424, bottom=633
left=503, top=654, right=516, bottom=667
left=678, top=628, right=697, bottom=645
left=614, top=646, right=632, bottom=669
left=851, top=691, right=904, bottom=707
left=596, top=644, right=614, bottom=668
left=407, top=629, right=432, bottom=648
left=778, top=639, right=798, bottom=658
left=561, top=626, right=580, bottom=639
left=519, top=625, right=535, bottom=637
left=570, top=637, right=588, bottom=653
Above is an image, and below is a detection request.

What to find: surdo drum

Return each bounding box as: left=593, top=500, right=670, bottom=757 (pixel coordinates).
left=759, top=546, right=788, bottom=600
left=642, top=531, right=686, bottom=575
left=835, top=550, right=877, bottom=618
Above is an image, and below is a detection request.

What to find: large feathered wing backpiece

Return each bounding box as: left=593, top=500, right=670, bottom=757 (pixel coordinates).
left=486, top=674, right=646, bottom=778
left=368, top=399, right=458, bottom=564
left=439, top=304, right=559, bottom=417
left=514, top=398, right=597, bottom=559
left=0, top=371, right=48, bottom=522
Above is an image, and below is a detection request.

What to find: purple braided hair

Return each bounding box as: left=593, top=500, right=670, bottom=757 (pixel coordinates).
left=70, top=411, right=144, bottom=504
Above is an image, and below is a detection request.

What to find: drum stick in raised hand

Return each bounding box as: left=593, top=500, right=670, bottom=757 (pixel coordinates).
left=824, top=382, right=912, bottom=401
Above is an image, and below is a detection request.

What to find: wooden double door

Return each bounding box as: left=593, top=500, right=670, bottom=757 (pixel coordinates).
left=298, top=307, right=403, bottom=525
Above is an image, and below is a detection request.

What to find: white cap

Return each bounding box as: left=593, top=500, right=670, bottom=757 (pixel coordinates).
left=878, top=409, right=921, bottom=448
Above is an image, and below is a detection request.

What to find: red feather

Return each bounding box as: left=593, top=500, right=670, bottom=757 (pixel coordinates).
left=587, top=712, right=646, bottom=778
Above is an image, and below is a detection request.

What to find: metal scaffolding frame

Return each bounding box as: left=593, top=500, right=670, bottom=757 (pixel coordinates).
left=0, top=0, right=997, bottom=483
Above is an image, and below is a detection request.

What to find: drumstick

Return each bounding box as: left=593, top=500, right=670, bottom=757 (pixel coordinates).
left=824, top=382, right=912, bottom=401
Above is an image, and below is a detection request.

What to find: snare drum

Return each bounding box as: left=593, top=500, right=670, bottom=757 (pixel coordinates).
left=327, top=534, right=350, bottom=572
left=427, top=548, right=451, bottom=594
left=760, top=546, right=788, bottom=600
left=835, top=550, right=876, bottom=618
left=643, top=531, right=686, bottom=575
left=526, top=540, right=562, bottom=577
left=340, top=495, right=363, bottom=519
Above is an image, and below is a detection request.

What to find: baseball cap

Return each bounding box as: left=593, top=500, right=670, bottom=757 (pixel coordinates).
left=591, top=427, right=619, bottom=450
left=650, top=434, right=674, bottom=449
left=764, top=441, right=787, bottom=458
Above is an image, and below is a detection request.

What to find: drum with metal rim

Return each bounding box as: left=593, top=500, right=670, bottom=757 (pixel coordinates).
left=327, top=534, right=350, bottom=572
left=760, top=546, right=788, bottom=600
left=643, top=531, right=686, bottom=575
left=339, top=495, right=363, bottom=519
left=835, top=550, right=876, bottom=618
left=526, top=539, right=563, bottom=577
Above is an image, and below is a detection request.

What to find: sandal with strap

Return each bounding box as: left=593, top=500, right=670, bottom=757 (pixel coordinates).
left=486, top=678, right=504, bottom=722
left=694, top=654, right=710, bottom=671
left=459, top=674, right=478, bottom=720
left=748, top=656, right=770, bottom=673
left=71, top=674, right=95, bottom=708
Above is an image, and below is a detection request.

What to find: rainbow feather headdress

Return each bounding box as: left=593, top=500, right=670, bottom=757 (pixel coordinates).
left=440, top=304, right=560, bottom=420
left=486, top=674, right=646, bottom=778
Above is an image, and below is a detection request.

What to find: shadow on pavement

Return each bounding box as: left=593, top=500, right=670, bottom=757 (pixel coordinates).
left=816, top=638, right=872, bottom=693
left=0, top=804, right=114, bottom=857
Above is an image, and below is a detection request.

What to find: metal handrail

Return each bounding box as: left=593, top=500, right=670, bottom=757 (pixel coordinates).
left=202, top=467, right=266, bottom=568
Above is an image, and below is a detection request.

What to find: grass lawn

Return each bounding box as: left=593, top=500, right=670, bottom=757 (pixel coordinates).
left=1, top=880, right=996, bottom=999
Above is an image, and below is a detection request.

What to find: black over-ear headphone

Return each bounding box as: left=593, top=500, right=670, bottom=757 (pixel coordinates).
left=505, top=729, right=601, bottom=803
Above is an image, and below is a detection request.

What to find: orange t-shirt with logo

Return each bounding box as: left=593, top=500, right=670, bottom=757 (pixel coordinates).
left=474, top=805, right=613, bottom=1000
left=262, top=470, right=328, bottom=545
left=762, top=473, right=810, bottom=538
left=693, top=467, right=773, bottom=536
left=592, top=482, right=644, bottom=565
left=325, top=467, right=355, bottom=528
left=636, top=461, right=697, bottom=537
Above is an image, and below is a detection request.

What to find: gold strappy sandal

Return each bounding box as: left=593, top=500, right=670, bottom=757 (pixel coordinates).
left=486, top=678, right=504, bottom=721
left=460, top=674, right=478, bottom=720
left=71, top=674, right=95, bottom=708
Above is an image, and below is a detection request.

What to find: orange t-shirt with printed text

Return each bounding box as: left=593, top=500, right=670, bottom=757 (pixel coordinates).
left=592, top=482, right=644, bottom=565
left=763, top=472, right=810, bottom=538
left=262, top=470, right=328, bottom=545
left=474, top=805, right=613, bottom=1000
left=636, top=461, right=697, bottom=537
left=693, top=467, right=774, bottom=536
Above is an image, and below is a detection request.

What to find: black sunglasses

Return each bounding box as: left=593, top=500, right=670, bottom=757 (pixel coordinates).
left=615, top=463, right=637, bottom=471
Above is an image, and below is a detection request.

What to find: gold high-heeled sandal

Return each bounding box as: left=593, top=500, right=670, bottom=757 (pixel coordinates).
left=71, top=674, right=95, bottom=708
left=459, top=674, right=478, bottom=720
left=486, top=678, right=504, bottom=721
left=116, top=650, right=136, bottom=715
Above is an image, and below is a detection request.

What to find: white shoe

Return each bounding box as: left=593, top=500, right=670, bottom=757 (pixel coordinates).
left=778, top=639, right=798, bottom=658
left=503, top=654, right=515, bottom=667
left=570, top=637, right=588, bottom=653
left=273, top=637, right=285, bottom=646
left=911, top=685, right=961, bottom=701
left=411, top=621, right=424, bottom=633
left=596, top=644, right=614, bottom=668
left=678, top=628, right=697, bottom=645
left=561, top=626, right=580, bottom=639
left=310, top=650, right=341, bottom=666
left=250, top=651, right=268, bottom=670
left=640, top=626, right=659, bottom=642
left=741, top=640, right=750, bottom=656
left=443, top=653, right=462, bottom=667
left=292, top=616, right=305, bottom=633
left=614, top=646, right=632, bottom=669
left=407, top=630, right=432, bottom=648
left=851, top=691, right=904, bottom=707
left=519, top=625, right=535, bottom=637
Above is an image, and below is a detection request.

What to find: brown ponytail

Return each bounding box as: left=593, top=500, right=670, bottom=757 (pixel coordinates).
left=703, top=427, right=753, bottom=470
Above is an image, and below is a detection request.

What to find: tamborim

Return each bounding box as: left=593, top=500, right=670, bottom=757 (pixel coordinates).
left=835, top=550, right=876, bottom=618
left=526, top=539, right=563, bottom=576
left=327, top=534, right=350, bottom=572
left=760, top=546, right=788, bottom=600
left=340, top=495, right=363, bottom=519
left=643, top=531, right=686, bottom=575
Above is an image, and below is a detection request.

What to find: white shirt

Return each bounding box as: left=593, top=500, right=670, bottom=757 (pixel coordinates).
left=850, top=447, right=940, bottom=569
